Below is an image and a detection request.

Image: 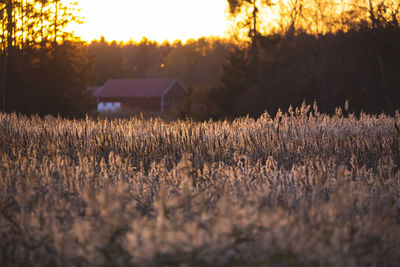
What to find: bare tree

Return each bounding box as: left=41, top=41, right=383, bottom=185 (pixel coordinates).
left=278, top=0, right=305, bottom=36
left=227, top=0, right=274, bottom=68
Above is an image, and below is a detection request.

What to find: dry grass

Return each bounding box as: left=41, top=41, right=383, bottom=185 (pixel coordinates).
left=1, top=104, right=399, bottom=266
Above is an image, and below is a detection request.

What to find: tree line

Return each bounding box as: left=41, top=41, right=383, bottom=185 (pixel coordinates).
left=83, top=0, right=400, bottom=119
left=196, top=0, right=400, bottom=119
left=87, top=37, right=233, bottom=91
left=0, top=0, right=94, bottom=117
left=0, top=0, right=399, bottom=118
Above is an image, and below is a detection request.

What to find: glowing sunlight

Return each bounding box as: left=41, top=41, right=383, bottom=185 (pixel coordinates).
left=66, top=0, right=230, bottom=43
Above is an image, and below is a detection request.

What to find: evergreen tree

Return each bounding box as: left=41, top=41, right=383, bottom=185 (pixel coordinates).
left=0, top=0, right=95, bottom=116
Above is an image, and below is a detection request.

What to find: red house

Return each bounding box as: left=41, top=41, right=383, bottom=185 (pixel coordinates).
left=93, top=78, right=187, bottom=113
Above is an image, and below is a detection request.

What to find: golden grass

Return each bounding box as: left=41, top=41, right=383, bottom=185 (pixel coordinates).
left=1, top=104, right=399, bottom=266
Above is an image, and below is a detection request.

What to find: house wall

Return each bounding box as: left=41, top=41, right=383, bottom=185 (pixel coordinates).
left=163, top=83, right=186, bottom=110
left=99, top=97, right=161, bottom=112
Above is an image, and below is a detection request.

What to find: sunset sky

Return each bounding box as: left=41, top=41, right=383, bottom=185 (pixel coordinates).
left=65, top=0, right=230, bottom=43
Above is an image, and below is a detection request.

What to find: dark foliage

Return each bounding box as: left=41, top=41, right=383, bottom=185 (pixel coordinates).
left=0, top=0, right=95, bottom=117
left=3, top=43, right=95, bottom=117
left=205, top=25, right=400, bottom=119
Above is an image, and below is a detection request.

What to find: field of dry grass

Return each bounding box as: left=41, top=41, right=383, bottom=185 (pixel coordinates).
left=1, top=105, right=400, bottom=266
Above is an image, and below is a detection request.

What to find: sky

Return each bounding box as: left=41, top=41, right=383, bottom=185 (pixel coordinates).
left=65, top=0, right=230, bottom=43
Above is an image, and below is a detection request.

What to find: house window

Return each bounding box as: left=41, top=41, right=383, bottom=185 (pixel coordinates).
left=98, top=102, right=121, bottom=113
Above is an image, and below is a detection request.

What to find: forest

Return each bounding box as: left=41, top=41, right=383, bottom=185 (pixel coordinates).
left=0, top=0, right=399, bottom=118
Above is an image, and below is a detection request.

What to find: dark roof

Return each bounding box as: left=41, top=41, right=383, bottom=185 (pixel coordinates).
left=95, top=79, right=177, bottom=98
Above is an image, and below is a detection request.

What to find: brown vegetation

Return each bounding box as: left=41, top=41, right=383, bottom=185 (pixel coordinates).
left=0, top=104, right=400, bottom=266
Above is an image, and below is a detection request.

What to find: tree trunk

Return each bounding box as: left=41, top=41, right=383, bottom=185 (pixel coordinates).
left=2, top=0, right=13, bottom=112
left=6, top=0, right=13, bottom=48
left=250, top=1, right=258, bottom=69
left=54, top=0, right=59, bottom=44
left=40, top=1, right=44, bottom=47
left=1, top=51, right=7, bottom=112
